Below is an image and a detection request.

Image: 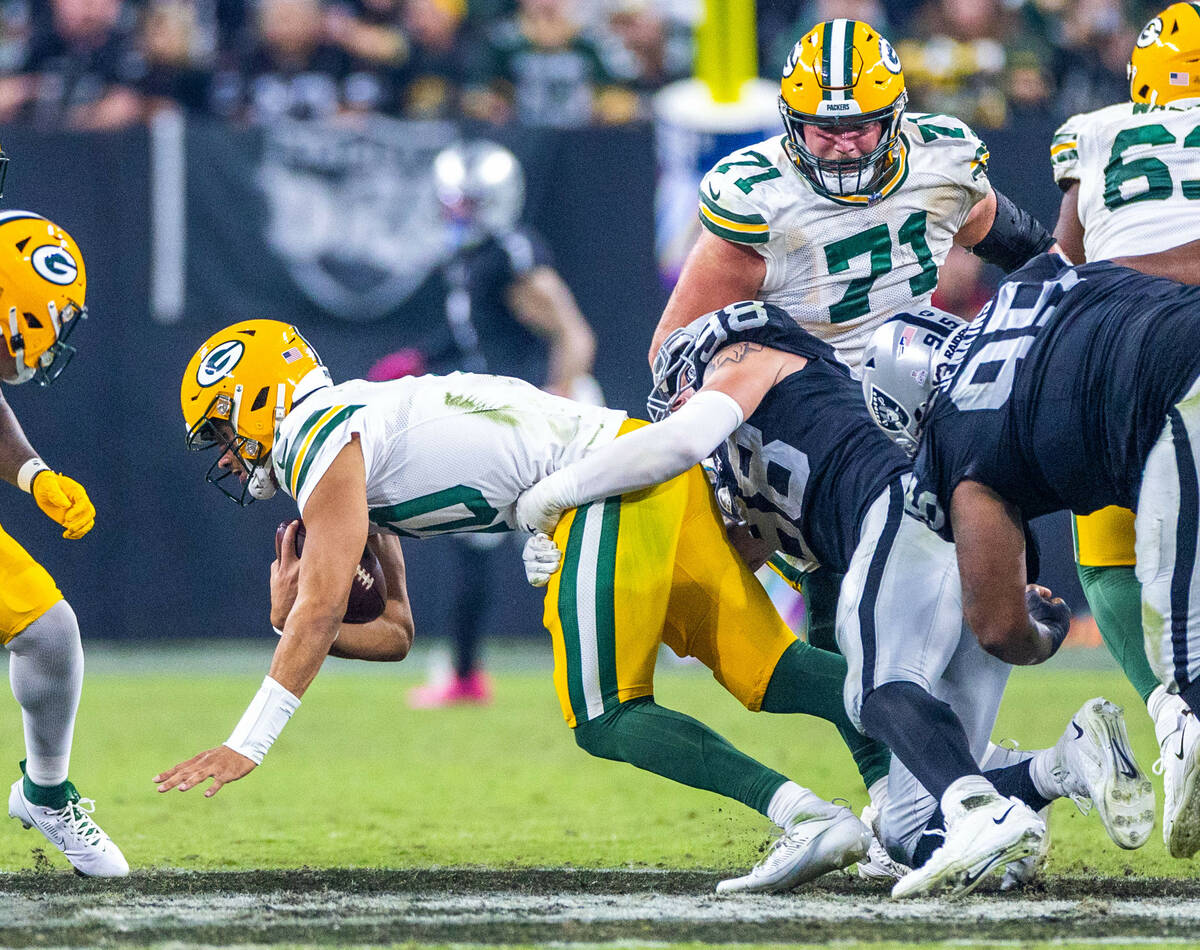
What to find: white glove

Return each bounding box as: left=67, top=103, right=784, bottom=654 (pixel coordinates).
left=515, top=478, right=568, bottom=535
left=522, top=532, right=562, bottom=587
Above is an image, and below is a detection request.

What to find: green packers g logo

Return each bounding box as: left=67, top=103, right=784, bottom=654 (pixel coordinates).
left=31, top=245, right=78, bottom=285
left=782, top=41, right=802, bottom=79
left=879, top=38, right=902, bottom=74
left=1137, top=17, right=1163, bottom=48
left=197, top=340, right=245, bottom=387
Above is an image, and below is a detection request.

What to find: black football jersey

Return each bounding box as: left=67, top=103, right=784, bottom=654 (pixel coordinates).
left=912, top=254, right=1200, bottom=539
left=692, top=301, right=912, bottom=572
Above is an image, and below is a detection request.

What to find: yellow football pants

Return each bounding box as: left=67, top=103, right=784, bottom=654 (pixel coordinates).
left=1074, top=506, right=1136, bottom=567
left=543, top=424, right=797, bottom=728
left=0, top=521, right=62, bottom=643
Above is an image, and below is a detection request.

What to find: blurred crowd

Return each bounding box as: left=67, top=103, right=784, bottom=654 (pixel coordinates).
left=0, top=0, right=1168, bottom=132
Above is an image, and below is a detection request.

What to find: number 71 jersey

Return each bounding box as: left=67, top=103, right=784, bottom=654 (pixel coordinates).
left=1051, top=101, right=1200, bottom=261
left=698, top=113, right=990, bottom=369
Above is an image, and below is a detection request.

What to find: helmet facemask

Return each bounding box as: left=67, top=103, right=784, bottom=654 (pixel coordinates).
left=647, top=325, right=701, bottom=421
left=184, top=390, right=277, bottom=506
left=780, top=92, right=907, bottom=198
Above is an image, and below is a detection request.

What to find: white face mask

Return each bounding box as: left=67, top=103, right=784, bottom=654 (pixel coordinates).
left=0, top=355, right=34, bottom=385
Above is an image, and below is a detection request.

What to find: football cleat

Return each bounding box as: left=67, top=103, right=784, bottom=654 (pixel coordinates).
left=892, top=777, right=1044, bottom=899
left=408, top=670, right=493, bottom=709
left=9, top=778, right=128, bottom=877
left=716, top=804, right=870, bottom=895
left=1050, top=698, right=1154, bottom=850
left=999, top=804, right=1051, bottom=891
left=1154, top=705, right=1200, bottom=858
left=856, top=804, right=909, bottom=883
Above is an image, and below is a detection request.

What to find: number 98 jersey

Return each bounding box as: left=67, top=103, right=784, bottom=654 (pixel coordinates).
left=1051, top=102, right=1200, bottom=260
left=698, top=113, right=990, bottom=369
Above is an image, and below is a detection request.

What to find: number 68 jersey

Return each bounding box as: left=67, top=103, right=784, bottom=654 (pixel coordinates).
left=698, top=113, right=990, bottom=369
left=1051, top=101, right=1200, bottom=260
left=272, top=372, right=626, bottom=536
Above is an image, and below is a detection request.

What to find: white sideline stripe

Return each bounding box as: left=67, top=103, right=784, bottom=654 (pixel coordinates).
left=150, top=108, right=186, bottom=325
left=574, top=502, right=607, bottom=721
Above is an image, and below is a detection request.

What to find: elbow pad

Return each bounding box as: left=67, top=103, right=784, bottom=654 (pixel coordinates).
left=968, top=189, right=1055, bottom=274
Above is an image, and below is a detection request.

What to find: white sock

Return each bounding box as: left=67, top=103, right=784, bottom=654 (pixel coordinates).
left=1028, top=747, right=1063, bottom=801
left=1148, top=685, right=1188, bottom=746
left=7, top=600, right=83, bottom=788
left=767, top=781, right=828, bottom=828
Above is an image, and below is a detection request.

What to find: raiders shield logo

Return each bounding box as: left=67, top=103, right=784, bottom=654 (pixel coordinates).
left=869, top=386, right=910, bottom=433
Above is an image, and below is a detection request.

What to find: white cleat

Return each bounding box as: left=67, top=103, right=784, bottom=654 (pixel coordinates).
left=9, top=778, right=129, bottom=877
left=1154, top=705, right=1200, bottom=858
left=891, top=778, right=1044, bottom=899
left=1052, top=698, right=1154, bottom=850
left=716, top=804, right=870, bottom=895
left=1000, top=805, right=1051, bottom=891
left=856, top=804, right=909, bottom=883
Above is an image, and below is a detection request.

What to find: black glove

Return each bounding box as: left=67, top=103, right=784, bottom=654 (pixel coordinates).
left=1026, top=588, right=1071, bottom=657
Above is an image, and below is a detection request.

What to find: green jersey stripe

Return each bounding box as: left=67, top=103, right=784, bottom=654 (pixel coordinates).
left=559, top=504, right=591, bottom=722
left=291, top=405, right=362, bottom=498
left=821, top=22, right=832, bottom=99
left=698, top=214, right=770, bottom=244
left=281, top=408, right=332, bottom=487
left=699, top=190, right=767, bottom=225
left=594, top=498, right=621, bottom=712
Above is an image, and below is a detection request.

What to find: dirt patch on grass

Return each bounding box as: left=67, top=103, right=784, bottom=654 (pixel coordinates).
left=2, top=869, right=1199, bottom=946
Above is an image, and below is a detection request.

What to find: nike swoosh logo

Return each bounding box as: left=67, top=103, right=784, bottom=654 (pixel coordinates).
left=992, top=805, right=1016, bottom=825
left=961, top=853, right=1006, bottom=888
left=707, top=183, right=721, bottom=201
left=1072, top=721, right=1084, bottom=740
left=1113, top=741, right=1139, bottom=779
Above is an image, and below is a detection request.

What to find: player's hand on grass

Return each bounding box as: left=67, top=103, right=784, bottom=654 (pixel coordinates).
left=522, top=532, right=561, bottom=587
left=32, top=471, right=95, bottom=539
left=154, top=745, right=257, bottom=797
left=270, top=520, right=302, bottom=628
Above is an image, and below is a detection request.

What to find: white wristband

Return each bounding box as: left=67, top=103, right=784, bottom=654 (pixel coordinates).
left=223, top=675, right=301, bottom=765
left=16, top=458, right=49, bottom=493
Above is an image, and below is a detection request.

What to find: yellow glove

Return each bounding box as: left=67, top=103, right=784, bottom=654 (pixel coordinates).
left=32, top=471, right=95, bottom=540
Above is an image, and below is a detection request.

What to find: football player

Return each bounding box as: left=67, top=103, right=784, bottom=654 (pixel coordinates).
left=516, top=300, right=1152, bottom=897
left=0, top=210, right=126, bottom=876
left=157, top=319, right=894, bottom=895
left=646, top=16, right=1057, bottom=875
left=863, top=250, right=1200, bottom=861
left=1048, top=1, right=1200, bottom=847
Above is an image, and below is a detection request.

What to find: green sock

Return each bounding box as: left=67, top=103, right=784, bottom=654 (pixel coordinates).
left=801, top=568, right=843, bottom=654
left=18, top=759, right=74, bottom=810
left=573, top=697, right=788, bottom=817
left=1077, top=563, right=1159, bottom=703
left=761, top=640, right=891, bottom=791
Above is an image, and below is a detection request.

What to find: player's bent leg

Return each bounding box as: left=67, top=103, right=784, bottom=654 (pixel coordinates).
left=761, top=640, right=890, bottom=792
left=1135, top=392, right=1200, bottom=857
left=5, top=599, right=127, bottom=877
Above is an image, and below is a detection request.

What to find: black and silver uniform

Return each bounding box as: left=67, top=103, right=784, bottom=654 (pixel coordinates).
left=913, top=254, right=1200, bottom=540
left=692, top=301, right=912, bottom=573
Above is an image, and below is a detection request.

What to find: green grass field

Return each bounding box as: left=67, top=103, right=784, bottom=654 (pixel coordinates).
left=0, top=640, right=1190, bottom=880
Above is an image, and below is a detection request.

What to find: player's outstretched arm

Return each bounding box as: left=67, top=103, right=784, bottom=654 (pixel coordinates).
left=156, top=438, right=370, bottom=797
left=950, top=480, right=1070, bottom=665
left=0, top=389, right=95, bottom=538
left=648, top=230, right=766, bottom=365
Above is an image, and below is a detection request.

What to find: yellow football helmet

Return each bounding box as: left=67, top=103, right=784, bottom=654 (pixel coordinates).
left=0, top=211, right=86, bottom=386
left=779, top=19, right=907, bottom=197
left=181, top=319, right=328, bottom=505
left=1130, top=3, right=1200, bottom=106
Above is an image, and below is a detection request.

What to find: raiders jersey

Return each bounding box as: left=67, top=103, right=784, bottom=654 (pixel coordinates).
left=1051, top=101, right=1200, bottom=261
left=912, top=254, right=1200, bottom=541
left=698, top=113, right=991, bottom=369
left=273, top=372, right=626, bottom=534
left=691, top=301, right=912, bottom=573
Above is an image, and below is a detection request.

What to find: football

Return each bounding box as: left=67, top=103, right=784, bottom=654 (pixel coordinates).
left=274, top=519, right=387, bottom=624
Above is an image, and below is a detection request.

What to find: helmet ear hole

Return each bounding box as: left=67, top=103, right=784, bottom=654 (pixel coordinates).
left=251, top=386, right=270, bottom=412
left=23, top=312, right=40, bottom=329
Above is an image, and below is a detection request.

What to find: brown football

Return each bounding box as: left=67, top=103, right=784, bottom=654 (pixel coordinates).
left=274, top=519, right=387, bottom=624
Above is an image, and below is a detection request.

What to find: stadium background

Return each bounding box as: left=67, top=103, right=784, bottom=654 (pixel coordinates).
left=0, top=0, right=1144, bottom=643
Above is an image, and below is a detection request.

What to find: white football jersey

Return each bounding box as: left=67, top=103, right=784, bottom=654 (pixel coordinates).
left=1051, top=101, right=1200, bottom=260
left=698, top=113, right=991, bottom=369
left=273, top=372, right=626, bottom=535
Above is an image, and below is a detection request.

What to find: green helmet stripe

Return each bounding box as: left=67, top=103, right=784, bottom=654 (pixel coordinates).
left=842, top=20, right=855, bottom=99
left=821, top=22, right=833, bottom=100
